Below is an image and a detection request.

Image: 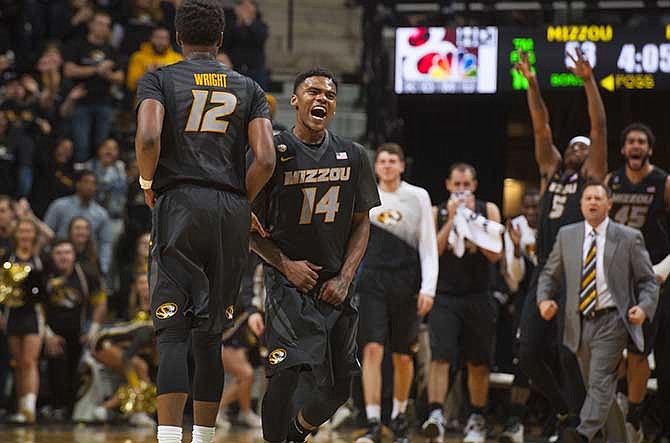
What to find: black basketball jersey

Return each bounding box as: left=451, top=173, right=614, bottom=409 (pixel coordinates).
left=435, top=199, right=496, bottom=295
left=254, top=130, right=380, bottom=283
left=136, top=56, right=270, bottom=195
left=537, top=168, right=585, bottom=263
left=608, top=166, right=670, bottom=263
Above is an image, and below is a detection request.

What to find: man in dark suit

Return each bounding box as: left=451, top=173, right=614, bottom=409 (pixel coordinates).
left=537, top=181, right=659, bottom=443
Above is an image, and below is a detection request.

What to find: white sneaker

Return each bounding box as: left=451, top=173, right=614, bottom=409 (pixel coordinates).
left=422, top=410, right=446, bottom=443
left=129, top=412, right=156, bottom=427
left=238, top=410, right=262, bottom=428
left=616, top=392, right=629, bottom=419
left=499, top=421, right=524, bottom=443
left=216, top=413, right=231, bottom=431
left=330, top=405, right=352, bottom=430
left=93, top=406, right=109, bottom=422
left=463, top=414, right=487, bottom=443
left=6, top=411, right=32, bottom=424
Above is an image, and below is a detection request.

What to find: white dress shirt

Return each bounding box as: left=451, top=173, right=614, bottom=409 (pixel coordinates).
left=583, top=217, right=615, bottom=310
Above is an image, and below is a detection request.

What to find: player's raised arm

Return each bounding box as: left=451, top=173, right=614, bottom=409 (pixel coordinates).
left=515, top=50, right=561, bottom=183
left=568, top=48, right=607, bottom=180
left=135, top=98, right=165, bottom=208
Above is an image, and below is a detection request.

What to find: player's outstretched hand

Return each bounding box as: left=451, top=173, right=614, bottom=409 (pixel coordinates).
left=417, top=293, right=434, bottom=317
left=284, top=259, right=322, bottom=293
left=538, top=300, right=558, bottom=321
left=144, top=189, right=156, bottom=208
left=566, top=47, right=593, bottom=81
left=514, top=49, right=535, bottom=80
left=318, top=274, right=350, bottom=306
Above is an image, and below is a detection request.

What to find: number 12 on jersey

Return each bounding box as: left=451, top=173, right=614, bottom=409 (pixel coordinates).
left=185, top=90, right=238, bottom=133
left=299, top=186, right=341, bottom=224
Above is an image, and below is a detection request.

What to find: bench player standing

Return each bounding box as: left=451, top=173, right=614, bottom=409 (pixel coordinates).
left=135, top=1, right=276, bottom=442
left=249, top=68, right=381, bottom=443
left=606, top=123, right=670, bottom=441
left=514, top=48, right=607, bottom=437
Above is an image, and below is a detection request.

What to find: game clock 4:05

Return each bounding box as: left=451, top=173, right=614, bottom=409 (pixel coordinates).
left=498, top=25, right=670, bottom=92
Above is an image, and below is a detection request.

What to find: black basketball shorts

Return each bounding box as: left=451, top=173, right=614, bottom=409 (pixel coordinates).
left=357, top=266, right=420, bottom=355
left=428, top=291, right=498, bottom=366
left=518, top=265, right=561, bottom=346
left=149, top=185, right=250, bottom=335
left=263, top=268, right=359, bottom=385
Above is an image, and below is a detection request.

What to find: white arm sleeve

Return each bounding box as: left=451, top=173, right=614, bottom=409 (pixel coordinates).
left=417, top=189, right=439, bottom=296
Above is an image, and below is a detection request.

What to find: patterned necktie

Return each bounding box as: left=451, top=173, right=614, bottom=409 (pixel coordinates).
left=579, top=230, right=598, bottom=316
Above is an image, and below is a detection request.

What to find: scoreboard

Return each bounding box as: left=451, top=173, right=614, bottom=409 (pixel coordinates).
left=395, top=25, right=670, bottom=94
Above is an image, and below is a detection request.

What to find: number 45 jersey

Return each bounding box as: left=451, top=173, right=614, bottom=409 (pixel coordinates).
left=608, top=166, right=670, bottom=263
left=253, top=130, right=380, bottom=283
left=136, top=57, right=269, bottom=194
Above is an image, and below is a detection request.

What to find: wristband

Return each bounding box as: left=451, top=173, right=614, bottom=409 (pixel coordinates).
left=139, top=176, right=153, bottom=190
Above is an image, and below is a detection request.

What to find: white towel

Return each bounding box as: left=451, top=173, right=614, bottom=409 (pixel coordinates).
left=448, top=204, right=504, bottom=258
left=503, top=215, right=537, bottom=285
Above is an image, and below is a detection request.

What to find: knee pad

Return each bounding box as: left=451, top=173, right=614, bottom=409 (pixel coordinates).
left=156, top=327, right=190, bottom=395
left=191, top=330, right=224, bottom=402
left=262, top=368, right=300, bottom=442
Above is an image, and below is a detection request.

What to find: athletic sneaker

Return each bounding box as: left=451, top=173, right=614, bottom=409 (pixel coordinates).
left=422, top=409, right=446, bottom=443
left=129, top=412, right=156, bottom=427
left=239, top=410, right=262, bottom=428
left=390, top=413, right=410, bottom=443
left=499, top=417, right=524, bottom=443
left=355, top=419, right=382, bottom=443
left=216, top=412, right=231, bottom=431
left=463, top=414, right=487, bottom=443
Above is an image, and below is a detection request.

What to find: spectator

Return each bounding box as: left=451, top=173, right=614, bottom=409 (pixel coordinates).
left=126, top=26, right=182, bottom=93
left=44, top=170, right=113, bottom=275
left=0, top=194, right=16, bottom=257
left=0, top=111, right=22, bottom=197
left=44, top=239, right=107, bottom=421
left=50, top=0, right=95, bottom=46
left=118, top=0, right=168, bottom=56
left=34, top=43, right=65, bottom=114
left=63, top=10, right=124, bottom=162
left=67, top=216, right=101, bottom=278
left=224, top=0, right=268, bottom=90
left=83, top=138, right=127, bottom=240
left=29, top=137, right=76, bottom=219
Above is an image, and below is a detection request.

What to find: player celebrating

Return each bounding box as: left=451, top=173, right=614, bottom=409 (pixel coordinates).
left=249, top=67, right=381, bottom=443
left=514, top=47, right=607, bottom=439
left=135, top=1, right=275, bottom=442
left=606, top=123, right=670, bottom=441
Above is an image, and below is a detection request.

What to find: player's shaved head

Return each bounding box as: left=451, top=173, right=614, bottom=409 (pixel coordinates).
left=293, top=67, right=339, bottom=94
left=175, top=0, right=225, bottom=47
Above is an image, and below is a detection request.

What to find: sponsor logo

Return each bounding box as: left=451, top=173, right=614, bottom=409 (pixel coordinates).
left=268, top=348, right=287, bottom=365
left=155, top=302, right=178, bottom=319
left=280, top=155, right=295, bottom=162
left=225, top=305, right=234, bottom=320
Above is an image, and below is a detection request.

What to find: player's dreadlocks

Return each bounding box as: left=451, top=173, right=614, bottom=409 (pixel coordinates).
left=293, top=67, right=339, bottom=93
left=175, top=0, right=226, bottom=46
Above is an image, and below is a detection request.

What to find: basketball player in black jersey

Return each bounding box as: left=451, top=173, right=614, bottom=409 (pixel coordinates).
left=249, top=68, right=381, bottom=443
left=606, top=123, right=670, bottom=440
left=515, top=48, right=607, bottom=437
left=134, top=1, right=275, bottom=442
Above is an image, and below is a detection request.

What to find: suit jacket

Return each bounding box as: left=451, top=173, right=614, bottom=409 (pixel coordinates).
left=537, top=220, right=659, bottom=353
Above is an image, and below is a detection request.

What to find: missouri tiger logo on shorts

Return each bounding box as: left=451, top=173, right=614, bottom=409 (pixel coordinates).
left=225, top=305, right=234, bottom=320
left=377, top=209, right=402, bottom=225
left=155, top=302, right=178, bottom=319
left=268, top=348, right=287, bottom=365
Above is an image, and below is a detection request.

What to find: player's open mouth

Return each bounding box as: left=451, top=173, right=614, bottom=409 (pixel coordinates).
left=310, top=106, right=327, bottom=120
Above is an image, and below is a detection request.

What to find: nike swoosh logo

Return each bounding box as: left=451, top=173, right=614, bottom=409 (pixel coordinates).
left=280, top=156, right=295, bottom=162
